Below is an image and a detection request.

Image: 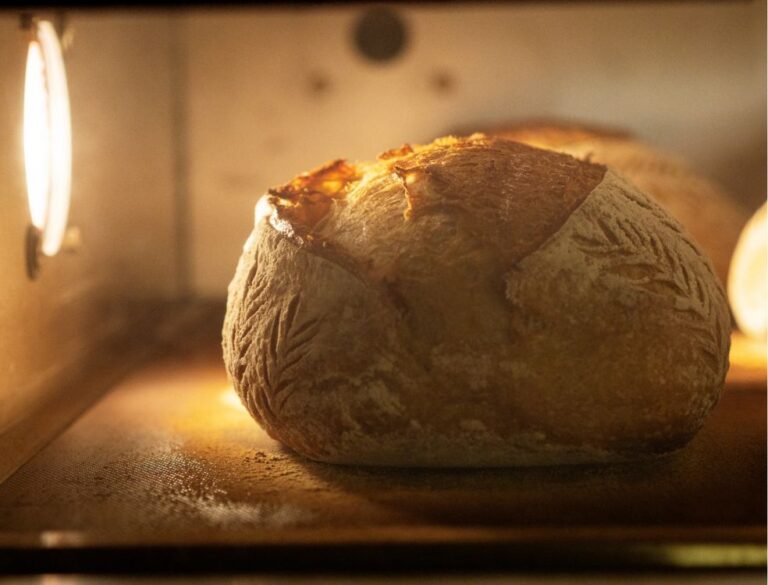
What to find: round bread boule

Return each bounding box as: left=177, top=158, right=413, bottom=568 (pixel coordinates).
left=488, top=120, right=748, bottom=286
left=223, top=135, right=730, bottom=467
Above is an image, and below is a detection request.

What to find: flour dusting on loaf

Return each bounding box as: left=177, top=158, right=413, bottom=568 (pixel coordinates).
left=223, top=135, right=730, bottom=467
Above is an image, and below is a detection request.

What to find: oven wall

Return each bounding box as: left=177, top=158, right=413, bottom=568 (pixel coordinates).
left=1, top=2, right=765, bottom=482
left=0, top=12, right=180, bottom=482
left=181, top=1, right=767, bottom=298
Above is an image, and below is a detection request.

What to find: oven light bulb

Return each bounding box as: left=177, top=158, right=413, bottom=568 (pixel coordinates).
left=24, top=40, right=50, bottom=230
left=23, top=20, right=72, bottom=258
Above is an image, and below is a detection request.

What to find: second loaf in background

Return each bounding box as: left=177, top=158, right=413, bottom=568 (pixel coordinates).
left=487, top=120, right=748, bottom=286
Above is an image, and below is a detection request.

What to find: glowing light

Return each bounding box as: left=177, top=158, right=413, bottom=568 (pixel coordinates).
left=23, top=20, right=72, bottom=257
left=220, top=387, right=248, bottom=413
left=729, top=331, right=767, bottom=371
left=24, top=41, right=50, bottom=230
left=728, top=204, right=767, bottom=340
left=254, top=196, right=274, bottom=224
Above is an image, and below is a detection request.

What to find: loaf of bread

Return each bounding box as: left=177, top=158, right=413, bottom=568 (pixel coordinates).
left=489, top=120, right=747, bottom=285
left=223, top=135, right=730, bottom=467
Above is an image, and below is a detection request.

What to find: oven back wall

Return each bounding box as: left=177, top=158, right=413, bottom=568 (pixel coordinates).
left=0, top=12, right=179, bottom=482
left=183, top=1, right=767, bottom=298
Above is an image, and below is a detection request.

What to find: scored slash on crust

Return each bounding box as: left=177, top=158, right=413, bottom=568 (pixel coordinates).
left=222, top=134, right=731, bottom=466
left=262, top=295, right=321, bottom=412
left=571, top=180, right=728, bottom=379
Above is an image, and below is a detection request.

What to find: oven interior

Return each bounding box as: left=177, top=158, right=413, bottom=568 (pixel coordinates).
left=0, top=2, right=765, bottom=578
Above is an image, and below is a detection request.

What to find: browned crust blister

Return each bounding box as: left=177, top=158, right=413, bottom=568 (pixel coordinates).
left=266, top=159, right=360, bottom=236
left=223, top=134, right=730, bottom=467
left=267, top=135, right=607, bottom=267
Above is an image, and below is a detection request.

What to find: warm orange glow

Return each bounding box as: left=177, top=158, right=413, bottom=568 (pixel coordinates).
left=728, top=204, right=767, bottom=341
left=729, top=331, right=768, bottom=371
left=220, top=387, right=248, bottom=413
left=23, top=20, right=72, bottom=257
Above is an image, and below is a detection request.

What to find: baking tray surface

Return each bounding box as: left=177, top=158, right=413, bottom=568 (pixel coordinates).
left=0, top=322, right=764, bottom=572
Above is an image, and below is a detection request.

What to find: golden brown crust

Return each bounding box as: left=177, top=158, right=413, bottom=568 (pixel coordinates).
left=223, top=135, right=730, bottom=467
left=390, top=137, right=606, bottom=265
left=481, top=120, right=747, bottom=285
left=267, top=159, right=360, bottom=235
left=263, top=134, right=607, bottom=268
